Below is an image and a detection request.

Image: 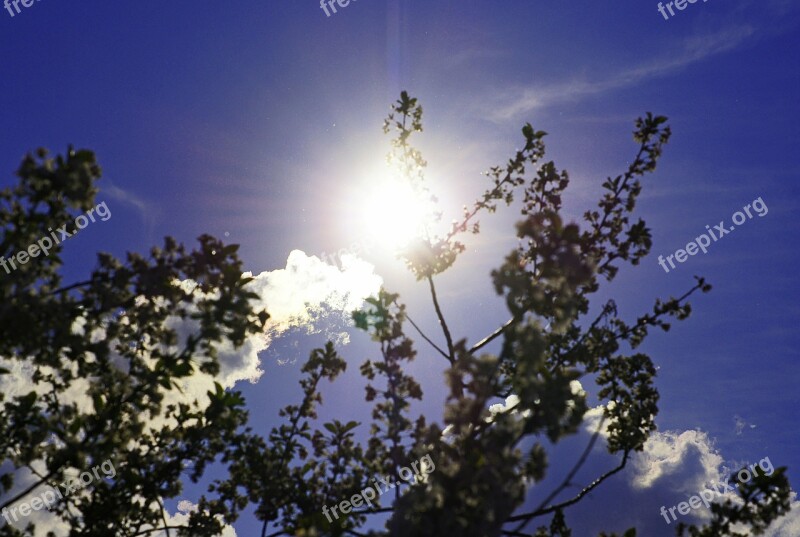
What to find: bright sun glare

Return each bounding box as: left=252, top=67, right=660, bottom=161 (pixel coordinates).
left=356, top=168, right=437, bottom=251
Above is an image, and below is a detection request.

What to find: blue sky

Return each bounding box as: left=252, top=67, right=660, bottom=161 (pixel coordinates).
left=1, top=0, right=799, bottom=535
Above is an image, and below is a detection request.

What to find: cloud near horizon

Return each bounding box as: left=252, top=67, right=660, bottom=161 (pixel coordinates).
left=0, top=249, right=382, bottom=536
left=578, top=401, right=800, bottom=536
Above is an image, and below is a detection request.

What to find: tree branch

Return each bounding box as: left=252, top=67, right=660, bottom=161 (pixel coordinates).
left=505, top=449, right=630, bottom=533
left=0, top=471, right=56, bottom=511
left=403, top=307, right=449, bottom=361
left=469, top=316, right=518, bottom=354
left=529, top=416, right=606, bottom=516
left=130, top=526, right=188, bottom=537
left=426, top=275, right=454, bottom=363
left=550, top=302, right=615, bottom=373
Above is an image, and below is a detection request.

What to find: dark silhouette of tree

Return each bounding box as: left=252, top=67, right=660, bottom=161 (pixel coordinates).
left=231, top=93, right=791, bottom=537
left=0, top=96, right=791, bottom=537
left=0, top=148, right=269, bottom=536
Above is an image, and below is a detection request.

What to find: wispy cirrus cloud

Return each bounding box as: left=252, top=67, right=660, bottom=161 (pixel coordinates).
left=484, top=25, right=756, bottom=122
left=103, top=183, right=161, bottom=238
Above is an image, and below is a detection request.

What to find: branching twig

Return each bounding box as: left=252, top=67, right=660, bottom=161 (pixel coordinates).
left=505, top=449, right=630, bottom=533
left=426, top=275, right=454, bottom=363
left=403, top=308, right=449, bottom=361
left=528, top=416, right=606, bottom=516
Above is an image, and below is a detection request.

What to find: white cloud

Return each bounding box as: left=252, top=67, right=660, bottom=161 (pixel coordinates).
left=626, top=428, right=800, bottom=535
left=144, top=500, right=238, bottom=537
left=0, top=249, right=382, bottom=536
left=488, top=393, right=531, bottom=421
left=734, top=414, right=757, bottom=436
left=555, top=406, right=800, bottom=536
left=629, top=429, right=724, bottom=492
left=248, top=249, right=382, bottom=342
left=763, top=492, right=800, bottom=537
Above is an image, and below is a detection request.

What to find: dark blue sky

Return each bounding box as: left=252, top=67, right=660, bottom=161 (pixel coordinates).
left=1, top=0, right=799, bottom=535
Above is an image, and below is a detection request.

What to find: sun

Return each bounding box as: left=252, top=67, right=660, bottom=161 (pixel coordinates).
left=352, top=165, right=439, bottom=252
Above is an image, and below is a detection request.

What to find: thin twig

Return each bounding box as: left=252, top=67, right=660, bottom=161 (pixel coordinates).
left=426, top=275, right=454, bottom=362
left=0, top=471, right=56, bottom=510
left=550, top=303, right=614, bottom=373
left=130, top=526, right=187, bottom=537
left=529, top=416, right=605, bottom=515
left=403, top=308, right=449, bottom=361
left=46, top=278, right=94, bottom=296
left=469, top=316, right=518, bottom=354
left=505, top=449, right=630, bottom=533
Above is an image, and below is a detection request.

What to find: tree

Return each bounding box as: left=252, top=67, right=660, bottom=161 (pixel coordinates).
left=0, top=148, right=269, bottom=536
left=0, top=95, right=792, bottom=537
left=230, top=93, right=791, bottom=537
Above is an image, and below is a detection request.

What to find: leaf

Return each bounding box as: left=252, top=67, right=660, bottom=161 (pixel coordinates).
left=343, top=421, right=360, bottom=433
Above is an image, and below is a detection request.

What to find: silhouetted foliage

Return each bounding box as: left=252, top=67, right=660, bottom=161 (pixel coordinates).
left=0, top=96, right=791, bottom=537
left=233, top=93, right=790, bottom=537
left=0, top=148, right=268, bottom=536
